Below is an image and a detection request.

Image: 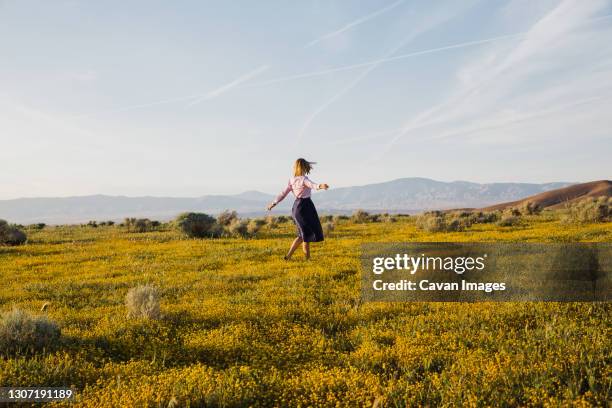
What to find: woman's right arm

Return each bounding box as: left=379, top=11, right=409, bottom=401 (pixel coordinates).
left=267, top=181, right=292, bottom=210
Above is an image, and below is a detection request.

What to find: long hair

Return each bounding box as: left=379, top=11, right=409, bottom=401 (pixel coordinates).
left=293, top=158, right=316, bottom=177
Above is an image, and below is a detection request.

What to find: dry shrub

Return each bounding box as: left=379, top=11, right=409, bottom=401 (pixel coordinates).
left=416, top=212, right=468, bottom=232
left=247, top=219, right=265, bottom=236
left=176, top=212, right=220, bottom=238
left=0, top=308, right=60, bottom=355
left=562, top=197, right=611, bottom=224
left=323, top=222, right=335, bottom=235
left=0, top=220, right=27, bottom=246
left=333, top=214, right=349, bottom=223
left=497, top=214, right=520, bottom=227
left=217, top=210, right=238, bottom=226
left=125, top=284, right=160, bottom=320
left=275, top=215, right=290, bottom=223
left=265, top=215, right=279, bottom=229
left=351, top=210, right=371, bottom=223
left=381, top=213, right=397, bottom=223
left=228, top=219, right=249, bottom=237
left=520, top=201, right=542, bottom=215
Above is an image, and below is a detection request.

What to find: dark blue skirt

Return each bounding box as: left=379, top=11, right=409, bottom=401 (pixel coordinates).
left=292, top=197, right=324, bottom=242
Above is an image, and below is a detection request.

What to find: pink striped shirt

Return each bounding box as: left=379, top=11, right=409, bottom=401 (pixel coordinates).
left=273, top=176, right=319, bottom=205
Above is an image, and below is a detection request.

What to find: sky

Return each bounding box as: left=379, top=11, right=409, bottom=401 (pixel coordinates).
left=1, top=0, right=611, bottom=199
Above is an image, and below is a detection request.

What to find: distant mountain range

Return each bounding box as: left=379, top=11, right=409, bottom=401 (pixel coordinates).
left=0, top=178, right=575, bottom=224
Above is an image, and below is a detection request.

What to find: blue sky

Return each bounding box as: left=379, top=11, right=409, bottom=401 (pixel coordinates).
left=1, top=0, right=611, bottom=199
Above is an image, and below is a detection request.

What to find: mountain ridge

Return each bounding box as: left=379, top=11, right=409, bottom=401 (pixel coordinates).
left=0, top=177, right=577, bottom=224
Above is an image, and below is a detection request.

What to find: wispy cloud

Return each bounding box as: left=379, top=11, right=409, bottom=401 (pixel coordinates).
left=186, top=65, right=270, bottom=107
left=376, top=0, right=612, bottom=158
left=295, top=0, right=483, bottom=144
left=305, top=0, right=405, bottom=48
left=76, top=31, right=523, bottom=118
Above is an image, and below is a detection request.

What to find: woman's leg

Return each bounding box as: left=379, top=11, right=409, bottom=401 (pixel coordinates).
left=285, top=237, right=303, bottom=259
left=302, top=242, right=310, bottom=260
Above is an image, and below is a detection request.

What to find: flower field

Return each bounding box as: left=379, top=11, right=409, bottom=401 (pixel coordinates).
left=0, top=215, right=610, bottom=406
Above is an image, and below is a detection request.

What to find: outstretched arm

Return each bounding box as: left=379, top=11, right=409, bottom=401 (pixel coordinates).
left=304, top=177, right=329, bottom=191
left=267, top=181, right=292, bottom=211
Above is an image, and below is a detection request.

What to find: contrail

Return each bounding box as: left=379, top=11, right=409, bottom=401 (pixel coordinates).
left=305, top=0, right=405, bottom=48
left=186, top=65, right=270, bottom=107
left=74, top=14, right=612, bottom=119
left=76, top=33, right=523, bottom=119
left=77, top=33, right=526, bottom=118
left=247, top=32, right=526, bottom=89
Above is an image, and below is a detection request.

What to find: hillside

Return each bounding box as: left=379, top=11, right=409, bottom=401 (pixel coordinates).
left=483, top=180, right=612, bottom=211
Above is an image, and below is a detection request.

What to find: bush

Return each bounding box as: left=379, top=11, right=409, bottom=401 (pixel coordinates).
left=106, top=221, right=115, bottom=226
left=368, top=214, right=381, bottom=222
left=520, top=201, right=542, bottom=215
left=351, top=210, right=371, bottom=223
left=468, top=211, right=499, bottom=224
left=323, top=222, right=335, bottom=235
left=228, top=219, right=249, bottom=238
left=0, top=308, right=60, bottom=355
left=28, top=223, right=46, bottom=230
left=320, top=215, right=334, bottom=223
left=87, top=220, right=98, bottom=228
left=381, top=213, right=397, bottom=223
left=124, top=218, right=158, bottom=233
left=497, top=214, right=520, bottom=227
left=562, top=197, right=611, bottom=224
left=176, top=212, right=219, bottom=238
left=125, top=284, right=160, bottom=320
left=416, top=213, right=467, bottom=232
left=276, top=215, right=290, bottom=223
left=265, top=215, right=279, bottom=229
left=217, top=210, right=238, bottom=226
left=416, top=215, right=446, bottom=232
left=247, top=219, right=265, bottom=236
left=0, top=220, right=27, bottom=246
left=333, top=215, right=349, bottom=223
left=134, top=219, right=152, bottom=233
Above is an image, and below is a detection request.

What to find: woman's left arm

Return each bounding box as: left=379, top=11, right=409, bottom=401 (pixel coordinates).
left=304, top=177, right=329, bottom=190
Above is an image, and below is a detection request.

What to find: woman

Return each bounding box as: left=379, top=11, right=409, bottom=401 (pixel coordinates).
left=267, top=158, right=329, bottom=260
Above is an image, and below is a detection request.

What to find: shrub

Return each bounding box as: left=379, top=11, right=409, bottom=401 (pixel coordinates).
left=124, top=218, right=136, bottom=231
left=508, top=208, right=522, bottom=217
left=520, top=201, right=542, bottom=215
left=276, top=215, right=290, bottom=223
left=381, top=213, right=397, bottom=223
left=562, top=197, right=611, bottom=224
left=320, top=215, right=334, bottom=223
left=351, top=210, right=370, bottom=223
left=176, top=212, right=219, bottom=238
left=468, top=211, right=499, bottom=224
left=28, top=223, right=46, bottom=230
left=368, top=214, right=381, bottom=222
left=497, top=214, right=520, bottom=227
left=323, top=222, right=335, bottom=235
left=228, top=219, right=249, bottom=238
left=247, top=219, right=264, bottom=236
left=265, top=215, right=279, bottom=229
left=416, top=213, right=467, bottom=232
left=217, top=210, right=238, bottom=226
left=106, top=221, right=115, bottom=226
left=333, top=215, right=349, bottom=223
left=416, top=215, right=446, bottom=232
left=87, top=220, right=98, bottom=228
left=125, top=284, right=161, bottom=320
left=0, top=220, right=27, bottom=246
left=0, top=308, right=60, bottom=355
